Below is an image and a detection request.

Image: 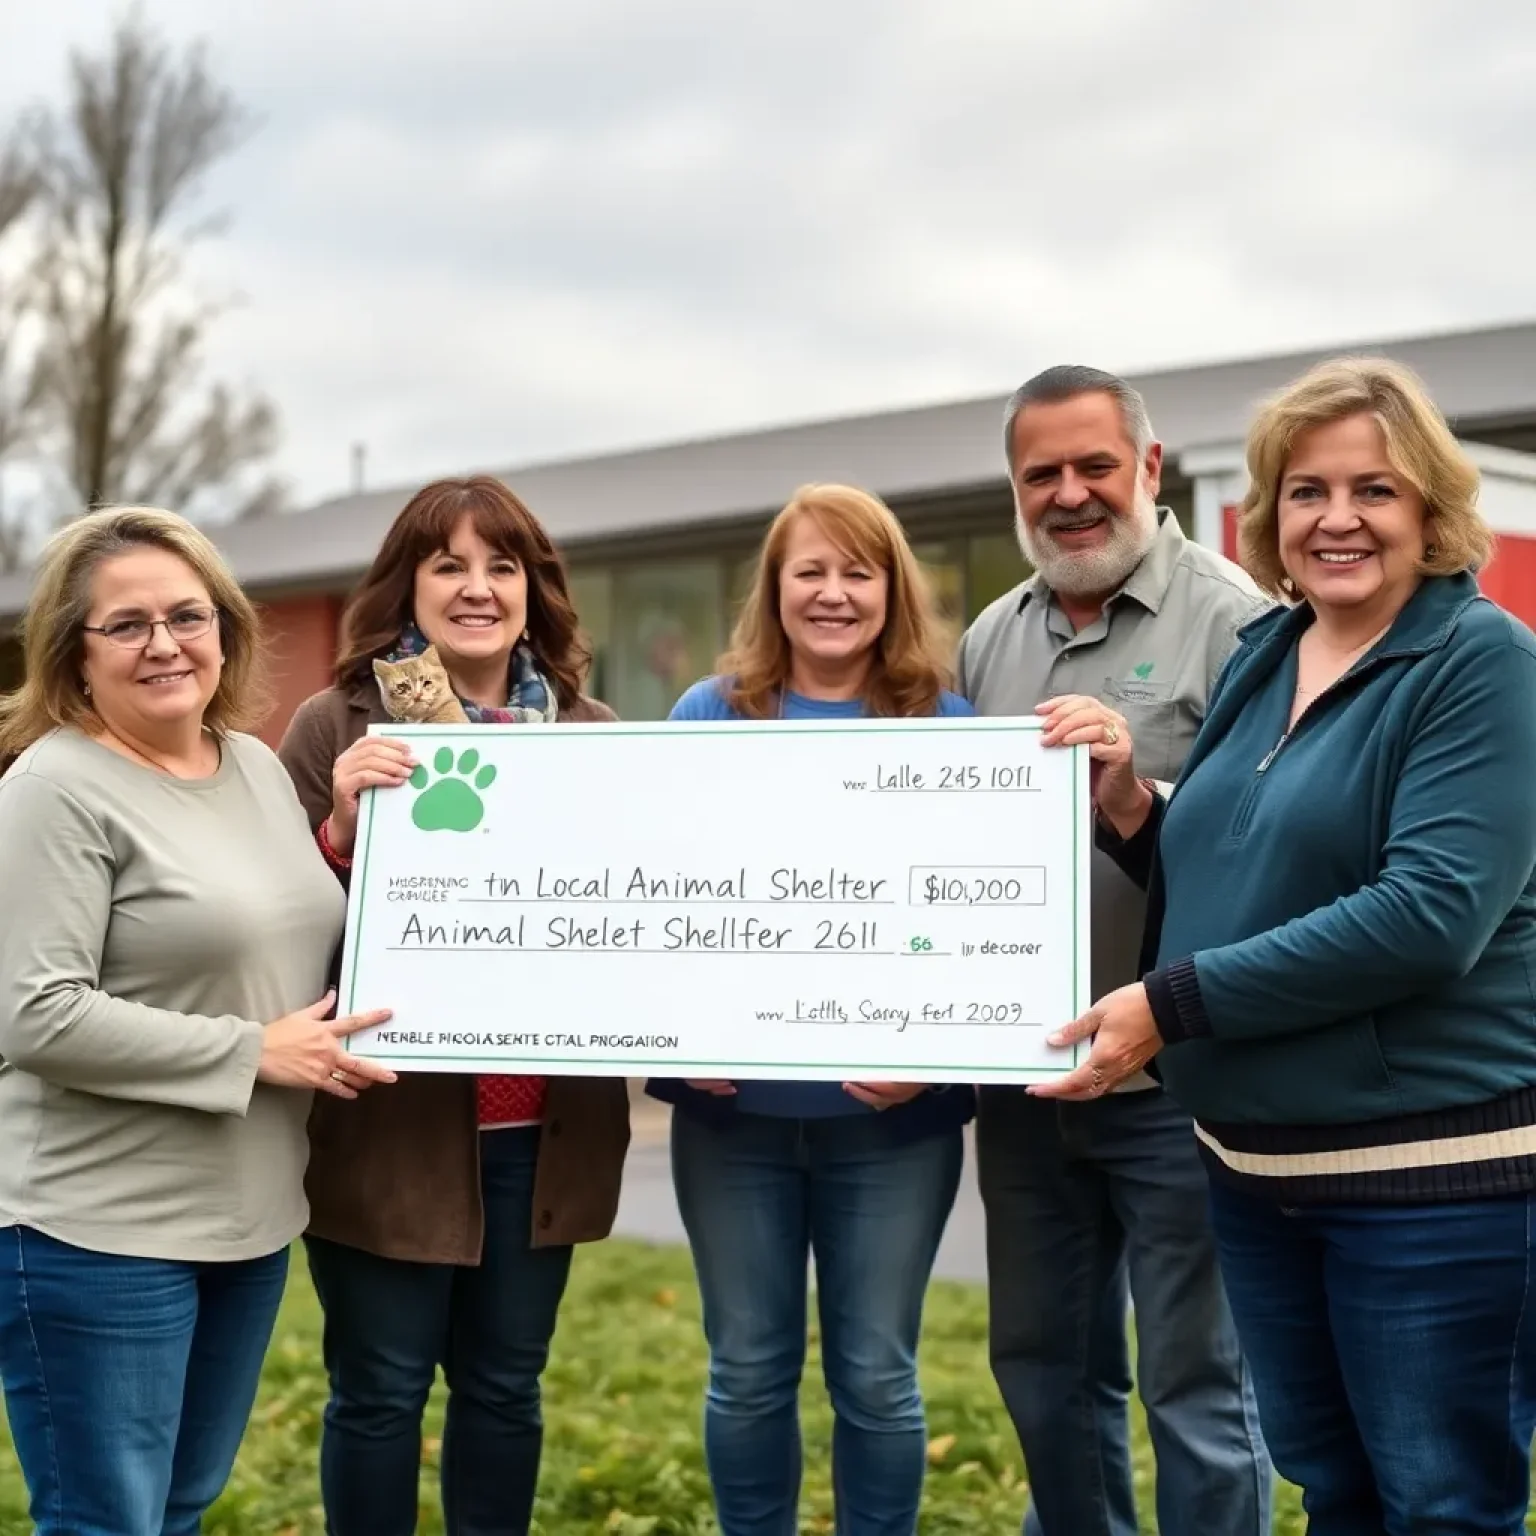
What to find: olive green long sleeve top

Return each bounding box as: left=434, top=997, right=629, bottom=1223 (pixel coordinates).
left=0, top=728, right=346, bottom=1262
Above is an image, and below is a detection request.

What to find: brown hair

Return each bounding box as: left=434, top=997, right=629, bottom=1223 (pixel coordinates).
left=722, top=484, right=952, bottom=719
left=0, top=505, right=271, bottom=761
left=334, top=476, right=590, bottom=710
left=1238, top=356, right=1492, bottom=597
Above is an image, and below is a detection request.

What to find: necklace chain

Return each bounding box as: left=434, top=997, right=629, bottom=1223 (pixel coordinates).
left=1292, top=620, right=1393, bottom=703
left=98, top=725, right=209, bottom=779
left=1307, top=619, right=1394, bottom=664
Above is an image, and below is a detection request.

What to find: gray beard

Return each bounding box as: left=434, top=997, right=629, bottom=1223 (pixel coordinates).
left=1016, top=490, right=1160, bottom=598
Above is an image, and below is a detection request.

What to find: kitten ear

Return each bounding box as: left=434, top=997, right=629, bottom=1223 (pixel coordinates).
left=372, top=658, right=389, bottom=680
left=419, top=644, right=439, bottom=664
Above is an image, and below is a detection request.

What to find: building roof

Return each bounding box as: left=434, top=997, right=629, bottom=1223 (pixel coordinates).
left=2, top=317, right=1533, bottom=618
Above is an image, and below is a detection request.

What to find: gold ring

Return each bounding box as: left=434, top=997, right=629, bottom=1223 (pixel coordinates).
left=330, top=1070, right=347, bottom=1084
left=1103, top=722, right=1119, bottom=745
left=1089, top=1065, right=1107, bottom=1092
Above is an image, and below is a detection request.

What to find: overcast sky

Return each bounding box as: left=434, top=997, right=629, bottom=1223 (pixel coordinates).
left=5, top=0, right=1534, bottom=509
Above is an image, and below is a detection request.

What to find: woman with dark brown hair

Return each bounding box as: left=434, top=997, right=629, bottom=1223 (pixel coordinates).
left=278, top=475, right=630, bottom=1536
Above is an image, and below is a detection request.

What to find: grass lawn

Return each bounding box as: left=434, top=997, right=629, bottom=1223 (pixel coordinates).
left=0, top=1238, right=1528, bottom=1533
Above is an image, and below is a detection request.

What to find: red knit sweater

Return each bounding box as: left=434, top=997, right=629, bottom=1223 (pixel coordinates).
left=477, top=1074, right=546, bottom=1127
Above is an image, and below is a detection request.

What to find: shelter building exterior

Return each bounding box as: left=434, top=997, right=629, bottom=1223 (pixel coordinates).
left=1, top=320, right=1533, bottom=746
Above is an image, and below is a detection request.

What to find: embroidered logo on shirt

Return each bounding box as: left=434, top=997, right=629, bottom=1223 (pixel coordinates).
left=1106, top=669, right=1174, bottom=706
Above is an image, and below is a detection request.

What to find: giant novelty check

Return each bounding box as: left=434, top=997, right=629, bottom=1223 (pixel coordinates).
left=337, top=718, right=1091, bottom=1083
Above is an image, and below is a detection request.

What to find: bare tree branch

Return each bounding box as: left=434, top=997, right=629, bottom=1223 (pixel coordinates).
left=231, top=474, right=287, bottom=520
left=0, top=476, right=50, bottom=575
left=0, top=112, right=46, bottom=431
left=0, top=322, right=46, bottom=461
left=0, top=112, right=47, bottom=570
left=0, top=515, right=28, bottom=574
left=125, top=381, right=277, bottom=509
left=22, top=7, right=275, bottom=517
left=0, top=121, right=44, bottom=241
left=142, top=39, right=244, bottom=230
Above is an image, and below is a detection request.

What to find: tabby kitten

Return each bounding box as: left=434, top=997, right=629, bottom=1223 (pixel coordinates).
left=372, top=646, right=470, bottom=724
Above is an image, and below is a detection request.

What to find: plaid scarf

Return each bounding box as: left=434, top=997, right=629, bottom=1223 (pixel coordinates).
left=389, top=621, right=558, bottom=724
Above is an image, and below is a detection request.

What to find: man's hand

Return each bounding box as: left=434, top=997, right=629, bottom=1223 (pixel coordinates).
left=1036, top=693, right=1154, bottom=837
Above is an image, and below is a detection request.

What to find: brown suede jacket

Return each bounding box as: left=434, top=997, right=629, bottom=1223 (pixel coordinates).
left=277, top=676, right=631, bottom=1264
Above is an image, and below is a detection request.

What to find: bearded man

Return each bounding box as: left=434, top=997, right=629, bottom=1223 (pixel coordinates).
left=957, top=365, right=1274, bottom=1536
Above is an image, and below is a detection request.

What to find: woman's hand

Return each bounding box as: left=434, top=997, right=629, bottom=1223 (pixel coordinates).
left=844, top=1081, right=926, bottom=1110
left=686, top=1079, right=736, bottom=1095
left=1036, top=694, right=1152, bottom=838
left=327, top=737, right=417, bottom=857
left=1029, top=983, right=1162, bottom=1101
left=258, top=991, right=399, bottom=1099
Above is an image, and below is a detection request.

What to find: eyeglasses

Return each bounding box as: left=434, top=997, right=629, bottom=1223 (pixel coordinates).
left=81, top=606, right=219, bottom=650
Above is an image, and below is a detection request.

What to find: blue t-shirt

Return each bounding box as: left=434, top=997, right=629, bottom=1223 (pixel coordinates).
left=666, top=675, right=975, bottom=1117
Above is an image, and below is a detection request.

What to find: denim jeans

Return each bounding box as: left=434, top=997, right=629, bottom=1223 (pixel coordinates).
left=671, top=1107, right=964, bottom=1536
left=0, top=1224, right=288, bottom=1536
left=1208, top=1181, right=1536, bottom=1535
left=976, top=1086, right=1271, bottom=1536
left=305, top=1126, right=574, bottom=1536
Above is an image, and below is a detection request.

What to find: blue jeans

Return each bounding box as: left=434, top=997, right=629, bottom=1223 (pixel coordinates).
left=1208, top=1181, right=1536, bottom=1535
left=976, top=1086, right=1271, bottom=1536
left=305, top=1125, right=573, bottom=1536
left=0, top=1224, right=288, bottom=1536
left=671, top=1107, right=963, bottom=1536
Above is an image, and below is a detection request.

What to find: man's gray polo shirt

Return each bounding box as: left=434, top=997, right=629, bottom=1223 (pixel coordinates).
left=957, top=512, right=1268, bottom=1078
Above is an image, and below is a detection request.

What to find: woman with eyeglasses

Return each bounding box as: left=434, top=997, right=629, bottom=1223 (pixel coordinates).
left=0, top=506, right=395, bottom=1536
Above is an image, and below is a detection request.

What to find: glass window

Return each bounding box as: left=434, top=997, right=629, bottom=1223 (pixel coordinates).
left=1162, top=484, right=1194, bottom=536
left=610, top=559, right=724, bottom=720
left=966, top=532, right=1031, bottom=620
left=567, top=567, right=613, bottom=705
left=911, top=541, right=966, bottom=658
left=728, top=548, right=760, bottom=605
left=725, top=548, right=763, bottom=637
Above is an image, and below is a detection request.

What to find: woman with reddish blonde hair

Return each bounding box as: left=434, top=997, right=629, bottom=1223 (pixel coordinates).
left=647, top=484, right=975, bottom=1535
left=278, top=475, right=630, bottom=1536
left=717, top=483, right=956, bottom=721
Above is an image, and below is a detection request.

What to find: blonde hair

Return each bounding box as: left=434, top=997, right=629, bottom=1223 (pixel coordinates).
left=1237, top=356, right=1492, bottom=597
left=722, top=484, right=952, bottom=719
left=0, top=506, right=270, bottom=760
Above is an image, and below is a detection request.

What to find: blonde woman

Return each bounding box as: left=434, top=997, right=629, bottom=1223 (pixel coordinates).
left=647, top=485, right=974, bottom=1536
left=1042, top=359, right=1536, bottom=1529
left=0, top=507, right=392, bottom=1536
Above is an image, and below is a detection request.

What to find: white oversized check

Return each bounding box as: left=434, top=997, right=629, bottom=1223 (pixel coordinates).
left=337, top=717, right=1090, bottom=1083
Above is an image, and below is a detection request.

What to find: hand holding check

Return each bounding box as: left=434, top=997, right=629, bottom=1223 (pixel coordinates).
left=1031, top=982, right=1164, bottom=1100
left=1036, top=693, right=1154, bottom=836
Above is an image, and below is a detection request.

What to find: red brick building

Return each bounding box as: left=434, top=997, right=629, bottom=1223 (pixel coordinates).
left=2, top=319, right=1533, bottom=746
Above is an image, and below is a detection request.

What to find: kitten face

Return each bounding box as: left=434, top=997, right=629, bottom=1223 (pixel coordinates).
left=373, top=646, right=456, bottom=721
left=394, top=674, right=442, bottom=706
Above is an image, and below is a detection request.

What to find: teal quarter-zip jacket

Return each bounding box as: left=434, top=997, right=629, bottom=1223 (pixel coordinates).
left=1108, top=572, right=1536, bottom=1203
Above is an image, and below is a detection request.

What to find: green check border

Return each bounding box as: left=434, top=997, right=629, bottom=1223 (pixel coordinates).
left=337, top=719, right=1089, bottom=1078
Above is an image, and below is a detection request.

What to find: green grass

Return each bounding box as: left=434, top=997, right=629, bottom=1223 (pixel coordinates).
left=0, top=1238, right=1527, bottom=1533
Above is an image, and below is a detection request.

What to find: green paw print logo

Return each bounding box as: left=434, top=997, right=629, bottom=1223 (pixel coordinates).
left=1132, top=661, right=1155, bottom=680
left=410, top=746, right=498, bottom=832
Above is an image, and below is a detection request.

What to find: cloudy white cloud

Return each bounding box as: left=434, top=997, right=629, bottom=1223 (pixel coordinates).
left=4, top=0, right=1533, bottom=507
